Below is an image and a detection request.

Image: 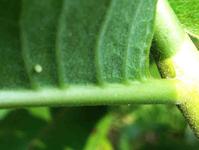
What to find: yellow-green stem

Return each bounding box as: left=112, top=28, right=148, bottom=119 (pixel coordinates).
left=154, top=0, right=199, bottom=138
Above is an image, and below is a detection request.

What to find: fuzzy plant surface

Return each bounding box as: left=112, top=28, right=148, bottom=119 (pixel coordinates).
left=169, top=0, right=199, bottom=50
left=0, top=0, right=177, bottom=107
left=0, top=0, right=199, bottom=142
left=169, top=0, right=199, bottom=36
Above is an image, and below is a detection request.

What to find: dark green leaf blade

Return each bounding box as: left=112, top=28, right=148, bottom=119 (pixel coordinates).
left=0, top=0, right=159, bottom=107
left=20, top=0, right=63, bottom=88
left=0, top=0, right=30, bottom=89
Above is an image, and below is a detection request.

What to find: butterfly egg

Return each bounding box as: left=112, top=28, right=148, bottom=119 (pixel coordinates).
left=34, top=64, right=43, bottom=73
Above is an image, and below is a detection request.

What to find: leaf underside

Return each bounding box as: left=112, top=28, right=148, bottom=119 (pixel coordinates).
left=169, top=0, right=199, bottom=37
left=168, top=0, right=199, bottom=50
left=0, top=0, right=157, bottom=103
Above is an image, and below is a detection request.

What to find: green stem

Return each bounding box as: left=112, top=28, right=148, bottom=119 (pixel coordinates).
left=154, top=0, right=199, bottom=138
left=1, top=0, right=199, bottom=139
left=0, top=79, right=177, bottom=108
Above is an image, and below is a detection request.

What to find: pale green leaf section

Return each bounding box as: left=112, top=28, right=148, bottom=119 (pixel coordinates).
left=27, top=107, right=51, bottom=122
left=169, top=0, right=199, bottom=52
left=84, top=114, right=115, bottom=150
left=169, top=0, right=199, bottom=36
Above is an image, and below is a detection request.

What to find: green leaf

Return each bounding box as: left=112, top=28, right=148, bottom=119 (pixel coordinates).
left=0, top=109, right=11, bottom=120
left=27, top=107, right=51, bottom=122
left=168, top=0, right=199, bottom=55
left=0, top=0, right=159, bottom=107
left=169, top=0, right=199, bottom=36
left=84, top=113, right=115, bottom=150
left=189, top=33, right=199, bottom=50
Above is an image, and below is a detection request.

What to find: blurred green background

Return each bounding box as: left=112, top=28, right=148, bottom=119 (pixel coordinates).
left=0, top=105, right=199, bottom=150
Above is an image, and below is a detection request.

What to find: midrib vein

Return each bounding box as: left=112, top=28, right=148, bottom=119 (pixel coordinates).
left=95, top=0, right=115, bottom=84
left=19, top=0, right=35, bottom=89
left=124, top=0, right=144, bottom=80
left=54, top=0, right=65, bottom=88
left=139, top=1, right=156, bottom=79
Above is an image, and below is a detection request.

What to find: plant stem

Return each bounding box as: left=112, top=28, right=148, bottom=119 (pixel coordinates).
left=0, top=79, right=178, bottom=108
left=1, top=0, right=199, bottom=139
left=154, top=0, right=199, bottom=138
